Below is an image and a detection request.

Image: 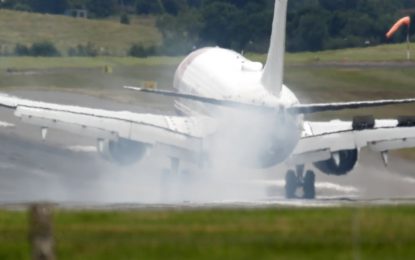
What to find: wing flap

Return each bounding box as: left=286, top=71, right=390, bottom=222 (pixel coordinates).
left=17, top=107, right=119, bottom=140
left=368, top=138, right=415, bottom=152
left=290, top=120, right=415, bottom=165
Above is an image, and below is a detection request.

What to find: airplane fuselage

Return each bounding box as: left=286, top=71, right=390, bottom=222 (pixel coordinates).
left=173, top=47, right=302, bottom=168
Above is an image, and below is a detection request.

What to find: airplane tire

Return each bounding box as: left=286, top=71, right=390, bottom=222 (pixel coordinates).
left=285, top=170, right=297, bottom=199
left=303, top=170, right=316, bottom=199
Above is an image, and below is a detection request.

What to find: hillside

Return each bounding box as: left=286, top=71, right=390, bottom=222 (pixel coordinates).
left=0, top=10, right=162, bottom=56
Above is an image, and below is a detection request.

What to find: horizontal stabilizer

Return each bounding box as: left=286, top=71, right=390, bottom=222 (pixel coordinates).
left=288, top=98, right=415, bottom=114
left=125, top=86, right=415, bottom=115
left=124, top=86, right=265, bottom=110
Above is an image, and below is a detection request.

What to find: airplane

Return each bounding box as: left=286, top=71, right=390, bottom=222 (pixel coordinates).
left=1, top=0, right=415, bottom=199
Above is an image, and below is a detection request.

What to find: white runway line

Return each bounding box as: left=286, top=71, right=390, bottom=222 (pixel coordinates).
left=316, top=182, right=359, bottom=194
left=250, top=179, right=359, bottom=194
left=0, top=121, right=14, bottom=128
left=0, top=162, right=16, bottom=170
left=400, top=176, right=415, bottom=184
left=66, top=145, right=97, bottom=153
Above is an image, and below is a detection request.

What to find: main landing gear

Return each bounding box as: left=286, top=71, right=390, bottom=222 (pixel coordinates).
left=285, top=165, right=315, bottom=199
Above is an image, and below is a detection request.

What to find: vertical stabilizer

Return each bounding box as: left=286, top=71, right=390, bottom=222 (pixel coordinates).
left=261, top=0, right=288, bottom=96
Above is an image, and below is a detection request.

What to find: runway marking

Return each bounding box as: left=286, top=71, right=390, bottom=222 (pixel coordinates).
left=0, top=162, right=16, bottom=170
left=29, top=169, right=57, bottom=178
left=0, top=120, right=14, bottom=128
left=401, top=176, right=415, bottom=184
left=251, top=180, right=359, bottom=194
left=66, top=145, right=97, bottom=153
left=316, top=182, right=359, bottom=194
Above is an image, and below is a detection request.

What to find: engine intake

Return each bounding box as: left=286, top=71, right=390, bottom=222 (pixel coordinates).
left=313, top=149, right=358, bottom=176
left=98, top=138, right=148, bottom=165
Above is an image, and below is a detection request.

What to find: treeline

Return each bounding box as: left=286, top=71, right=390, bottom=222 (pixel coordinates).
left=11, top=41, right=156, bottom=57
left=155, top=0, right=415, bottom=53
left=1, top=0, right=415, bottom=53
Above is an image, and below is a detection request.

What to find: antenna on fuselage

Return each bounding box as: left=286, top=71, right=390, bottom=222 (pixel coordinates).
left=261, top=0, right=288, bottom=97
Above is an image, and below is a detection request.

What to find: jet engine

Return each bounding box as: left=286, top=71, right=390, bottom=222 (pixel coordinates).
left=313, top=149, right=358, bottom=176
left=98, top=138, right=148, bottom=165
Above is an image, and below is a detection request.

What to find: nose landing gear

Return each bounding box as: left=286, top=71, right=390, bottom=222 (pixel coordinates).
left=285, top=165, right=315, bottom=199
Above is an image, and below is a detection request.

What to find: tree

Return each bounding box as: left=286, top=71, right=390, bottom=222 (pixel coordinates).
left=200, top=2, right=241, bottom=48
left=87, top=0, right=115, bottom=17
left=297, top=12, right=329, bottom=51
left=161, top=0, right=187, bottom=15
left=157, top=10, right=202, bottom=54
left=30, top=0, right=68, bottom=14
left=135, top=0, right=162, bottom=14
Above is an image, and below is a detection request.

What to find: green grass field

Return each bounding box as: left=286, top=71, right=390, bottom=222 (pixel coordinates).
left=249, top=42, right=415, bottom=63
left=0, top=10, right=161, bottom=55
left=1, top=206, right=415, bottom=259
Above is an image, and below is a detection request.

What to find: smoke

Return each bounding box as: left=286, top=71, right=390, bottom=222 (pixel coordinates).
left=3, top=90, right=415, bottom=206
left=49, top=107, right=288, bottom=204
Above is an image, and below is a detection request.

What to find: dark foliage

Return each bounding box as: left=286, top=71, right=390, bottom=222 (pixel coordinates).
left=3, top=0, right=415, bottom=52
left=87, top=0, right=115, bottom=18
left=30, top=0, right=68, bottom=14
left=68, top=42, right=98, bottom=56
left=135, top=0, right=162, bottom=15
left=14, top=43, right=30, bottom=56
left=128, top=44, right=156, bottom=57
left=30, top=41, right=61, bottom=56
left=14, top=42, right=61, bottom=56
left=120, top=13, right=130, bottom=24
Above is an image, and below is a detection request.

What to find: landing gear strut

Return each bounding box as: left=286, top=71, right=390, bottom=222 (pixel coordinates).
left=161, top=157, right=181, bottom=201
left=285, top=165, right=315, bottom=199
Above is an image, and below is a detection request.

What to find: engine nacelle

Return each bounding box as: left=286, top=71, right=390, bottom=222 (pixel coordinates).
left=313, top=149, right=358, bottom=176
left=98, top=138, right=148, bottom=165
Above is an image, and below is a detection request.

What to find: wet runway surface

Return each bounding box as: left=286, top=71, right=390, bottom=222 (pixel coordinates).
left=0, top=89, right=415, bottom=208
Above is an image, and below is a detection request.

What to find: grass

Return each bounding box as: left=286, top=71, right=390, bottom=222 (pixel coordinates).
left=1, top=206, right=415, bottom=259
left=249, top=42, right=415, bottom=64
left=0, top=10, right=162, bottom=55
left=0, top=56, right=182, bottom=70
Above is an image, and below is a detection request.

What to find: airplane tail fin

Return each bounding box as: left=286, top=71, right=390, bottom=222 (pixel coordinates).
left=261, top=0, right=288, bottom=97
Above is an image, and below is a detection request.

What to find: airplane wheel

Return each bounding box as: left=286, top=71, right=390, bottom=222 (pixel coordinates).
left=285, top=170, right=297, bottom=199
left=303, top=170, right=315, bottom=199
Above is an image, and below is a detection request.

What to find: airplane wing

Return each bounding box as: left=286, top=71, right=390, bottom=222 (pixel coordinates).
left=288, top=116, right=415, bottom=166
left=0, top=93, right=216, bottom=160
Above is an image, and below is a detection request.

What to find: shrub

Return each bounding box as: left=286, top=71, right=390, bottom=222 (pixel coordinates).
left=120, top=14, right=130, bottom=25
left=30, top=41, right=60, bottom=56
left=128, top=44, right=156, bottom=58
left=13, top=3, right=31, bottom=12
left=14, top=44, right=31, bottom=56
left=14, top=42, right=61, bottom=56
left=68, top=42, right=99, bottom=57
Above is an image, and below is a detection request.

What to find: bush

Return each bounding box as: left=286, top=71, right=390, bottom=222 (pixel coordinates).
left=14, top=41, right=61, bottom=56
left=14, top=44, right=31, bottom=56
left=13, top=3, right=31, bottom=12
left=128, top=44, right=156, bottom=58
left=120, top=14, right=130, bottom=25
left=30, top=41, right=61, bottom=56
left=68, top=42, right=99, bottom=57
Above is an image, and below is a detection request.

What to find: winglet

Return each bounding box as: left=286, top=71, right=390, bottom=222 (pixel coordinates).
left=261, top=0, right=288, bottom=97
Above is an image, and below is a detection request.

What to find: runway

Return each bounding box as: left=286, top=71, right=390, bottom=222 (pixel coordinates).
left=0, top=89, right=415, bottom=208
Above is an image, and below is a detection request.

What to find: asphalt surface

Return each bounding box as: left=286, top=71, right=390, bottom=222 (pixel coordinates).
left=0, top=89, right=414, bottom=208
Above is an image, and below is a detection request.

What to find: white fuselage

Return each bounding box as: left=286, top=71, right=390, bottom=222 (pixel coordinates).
left=173, top=47, right=302, bottom=168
